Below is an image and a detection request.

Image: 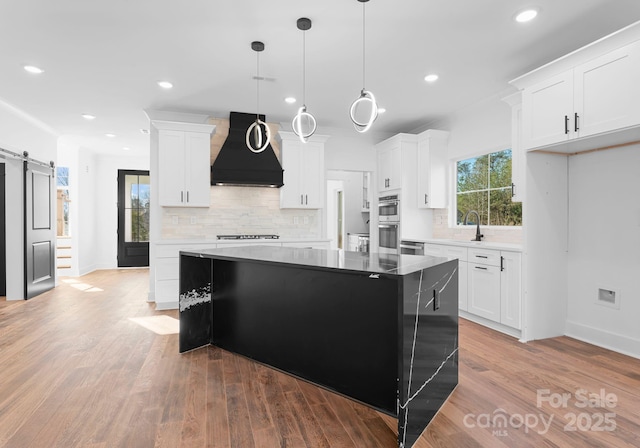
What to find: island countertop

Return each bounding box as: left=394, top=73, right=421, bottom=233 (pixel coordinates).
left=180, top=245, right=448, bottom=276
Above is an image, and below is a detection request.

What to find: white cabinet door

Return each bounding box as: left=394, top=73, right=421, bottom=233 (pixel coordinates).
left=303, top=142, right=324, bottom=208
left=522, top=71, right=573, bottom=150
left=158, top=130, right=211, bottom=207
left=511, top=102, right=524, bottom=203
left=467, top=263, right=501, bottom=321
left=280, top=139, right=324, bottom=209
left=281, top=140, right=304, bottom=208
left=377, top=148, right=392, bottom=192
left=184, top=132, right=212, bottom=207
left=416, top=131, right=449, bottom=209
left=158, top=130, right=188, bottom=207
left=388, top=146, right=402, bottom=190
left=458, top=261, right=468, bottom=312
left=500, top=251, right=522, bottom=329
left=574, top=41, right=640, bottom=138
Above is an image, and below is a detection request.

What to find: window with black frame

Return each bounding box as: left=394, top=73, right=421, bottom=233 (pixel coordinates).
left=456, top=149, right=522, bottom=226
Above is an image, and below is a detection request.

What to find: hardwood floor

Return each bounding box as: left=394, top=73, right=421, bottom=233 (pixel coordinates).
left=1, top=269, right=639, bottom=447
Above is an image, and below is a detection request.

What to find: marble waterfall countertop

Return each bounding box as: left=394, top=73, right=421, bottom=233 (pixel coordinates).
left=180, top=245, right=448, bottom=276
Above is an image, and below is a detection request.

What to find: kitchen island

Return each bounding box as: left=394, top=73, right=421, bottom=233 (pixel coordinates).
left=179, top=245, right=458, bottom=447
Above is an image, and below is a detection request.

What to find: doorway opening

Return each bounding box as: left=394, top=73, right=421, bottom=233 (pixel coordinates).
left=117, top=170, right=150, bottom=267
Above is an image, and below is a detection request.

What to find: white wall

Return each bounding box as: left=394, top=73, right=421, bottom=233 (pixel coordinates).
left=418, top=94, right=512, bottom=161
left=326, top=170, right=369, bottom=235
left=566, top=145, right=640, bottom=358
left=94, top=154, right=150, bottom=269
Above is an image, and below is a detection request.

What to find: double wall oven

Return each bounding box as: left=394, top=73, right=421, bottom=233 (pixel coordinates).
left=378, top=194, right=400, bottom=255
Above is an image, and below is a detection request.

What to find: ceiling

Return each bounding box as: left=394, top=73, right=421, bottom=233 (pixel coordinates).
left=2, top=0, right=640, bottom=156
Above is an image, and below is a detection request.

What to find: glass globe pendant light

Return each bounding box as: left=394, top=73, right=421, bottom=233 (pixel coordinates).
left=349, top=0, right=378, bottom=133
left=292, top=17, right=317, bottom=143
left=246, top=41, right=272, bottom=153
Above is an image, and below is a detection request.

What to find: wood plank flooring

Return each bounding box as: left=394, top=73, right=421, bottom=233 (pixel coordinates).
left=1, top=269, right=639, bottom=447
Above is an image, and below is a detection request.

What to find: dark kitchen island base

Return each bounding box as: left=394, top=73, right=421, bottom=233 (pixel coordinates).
left=179, top=246, right=458, bottom=448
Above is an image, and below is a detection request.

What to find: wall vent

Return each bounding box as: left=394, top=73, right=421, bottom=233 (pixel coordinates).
left=596, top=286, right=620, bottom=309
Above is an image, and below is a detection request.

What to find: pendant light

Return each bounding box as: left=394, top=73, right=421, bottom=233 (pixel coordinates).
left=292, top=17, right=317, bottom=143
left=246, top=41, right=272, bottom=153
left=349, top=0, right=378, bottom=133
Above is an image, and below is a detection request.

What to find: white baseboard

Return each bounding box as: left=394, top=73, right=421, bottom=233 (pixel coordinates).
left=155, top=300, right=178, bottom=311
left=565, top=320, right=640, bottom=360
left=459, top=310, right=522, bottom=340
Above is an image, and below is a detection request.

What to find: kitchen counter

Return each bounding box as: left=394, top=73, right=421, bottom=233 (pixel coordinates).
left=421, top=238, right=522, bottom=252
left=181, top=245, right=446, bottom=276
left=179, top=245, right=458, bottom=447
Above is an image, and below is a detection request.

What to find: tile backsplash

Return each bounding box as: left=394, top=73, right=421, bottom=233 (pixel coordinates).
left=431, top=209, right=522, bottom=244
left=161, top=186, right=320, bottom=240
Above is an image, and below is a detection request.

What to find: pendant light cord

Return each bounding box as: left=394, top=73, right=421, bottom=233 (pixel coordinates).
left=302, top=29, right=307, bottom=106
left=362, top=1, right=366, bottom=90
left=256, top=50, right=260, bottom=119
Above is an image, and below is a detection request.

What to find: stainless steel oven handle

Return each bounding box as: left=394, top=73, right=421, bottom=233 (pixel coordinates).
left=378, top=224, right=399, bottom=228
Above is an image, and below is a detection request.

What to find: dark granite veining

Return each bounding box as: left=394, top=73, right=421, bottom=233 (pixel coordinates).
left=180, top=245, right=447, bottom=276
left=178, top=246, right=458, bottom=447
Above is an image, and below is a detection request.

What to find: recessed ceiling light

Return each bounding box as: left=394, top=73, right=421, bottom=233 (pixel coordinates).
left=515, top=8, right=538, bottom=23
left=424, top=74, right=439, bottom=83
left=123, top=147, right=131, bottom=151
left=378, top=107, right=387, bottom=114
left=140, top=128, right=150, bottom=135
left=157, top=81, right=173, bottom=89
left=24, top=65, right=44, bottom=74
left=284, top=97, right=297, bottom=104
left=105, top=133, right=116, bottom=138
left=81, top=114, right=96, bottom=120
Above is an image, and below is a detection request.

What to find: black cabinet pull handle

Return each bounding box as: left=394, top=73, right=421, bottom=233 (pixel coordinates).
left=476, top=255, right=488, bottom=258
left=575, top=113, right=579, bottom=132
left=433, top=289, right=440, bottom=311
left=475, top=266, right=488, bottom=270
left=187, top=191, right=189, bottom=203
left=181, top=191, right=184, bottom=203
left=511, top=182, right=515, bottom=197
left=425, top=194, right=428, bottom=204
left=305, top=194, right=308, bottom=205
left=500, top=256, right=504, bottom=272
left=564, top=115, right=569, bottom=134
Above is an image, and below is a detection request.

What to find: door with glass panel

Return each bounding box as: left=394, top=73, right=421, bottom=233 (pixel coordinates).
left=117, top=170, right=150, bottom=267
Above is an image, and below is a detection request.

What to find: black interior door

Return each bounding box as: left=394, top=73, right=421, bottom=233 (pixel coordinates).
left=117, top=170, right=150, bottom=267
left=24, top=161, right=55, bottom=299
left=1, top=163, right=6, bottom=296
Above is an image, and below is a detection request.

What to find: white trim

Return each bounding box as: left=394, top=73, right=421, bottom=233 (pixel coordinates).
left=155, top=300, right=179, bottom=311
left=565, top=320, right=640, bottom=360
left=459, top=311, right=522, bottom=340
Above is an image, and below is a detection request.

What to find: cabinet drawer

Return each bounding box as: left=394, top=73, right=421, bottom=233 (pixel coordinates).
left=444, top=246, right=468, bottom=262
left=468, top=247, right=500, bottom=266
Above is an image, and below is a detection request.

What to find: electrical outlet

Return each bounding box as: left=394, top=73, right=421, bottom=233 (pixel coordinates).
left=172, top=216, right=179, bottom=225
left=293, top=216, right=299, bottom=225
left=303, top=216, right=309, bottom=225
left=190, top=216, right=197, bottom=224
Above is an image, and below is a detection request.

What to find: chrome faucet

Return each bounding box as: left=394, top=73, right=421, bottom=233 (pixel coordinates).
left=463, top=210, right=484, bottom=241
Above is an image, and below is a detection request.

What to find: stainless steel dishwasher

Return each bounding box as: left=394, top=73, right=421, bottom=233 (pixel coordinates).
left=400, top=240, right=425, bottom=255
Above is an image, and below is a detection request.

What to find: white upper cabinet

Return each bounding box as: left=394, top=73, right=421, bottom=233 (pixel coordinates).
left=279, top=132, right=328, bottom=209
left=514, top=29, right=640, bottom=154
left=416, top=130, right=449, bottom=209
left=502, top=92, right=524, bottom=203
left=521, top=71, right=574, bottom=150
left=573, top=43, right=640, bottom=137
left=156, top=123, right=215, bottom=208
left=377, top=144, right=402, bottom=192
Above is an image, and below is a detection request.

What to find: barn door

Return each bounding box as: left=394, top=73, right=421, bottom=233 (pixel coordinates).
left=24, top=161, right=55, bottom=299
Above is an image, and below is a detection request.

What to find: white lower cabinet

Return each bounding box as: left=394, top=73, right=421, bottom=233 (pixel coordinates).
left=500, top=251, right=522, bottom=329
left=426, top=243, right=522, bottom=330
left=425, top=244, right=468, bottom=312
left=468, top=262, right=501, bottom=321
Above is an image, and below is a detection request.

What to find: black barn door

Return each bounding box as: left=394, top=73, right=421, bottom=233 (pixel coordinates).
left=24, top=161, right=55, bottom=299
left=117, top=170, right=150, bottom=267
left=1, top=163, right=6, bottom=296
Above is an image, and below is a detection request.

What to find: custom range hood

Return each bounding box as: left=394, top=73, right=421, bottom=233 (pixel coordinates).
left=211, top=112, right=284, bottom=187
